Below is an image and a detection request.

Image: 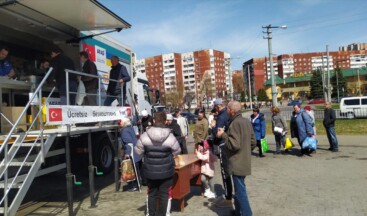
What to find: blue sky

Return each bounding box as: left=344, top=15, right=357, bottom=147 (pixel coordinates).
left=100, top=0, right=367, bottom=70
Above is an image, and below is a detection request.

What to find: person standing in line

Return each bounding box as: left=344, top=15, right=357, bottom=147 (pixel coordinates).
left=79, top=51, right=98, bottom=106
left=134, top=112, right=181, bottom=216
left=174, top=109, right=189, bottom=154
left=104, top=56, right=130, bottom=106
left=250, top=107, right=266, bottom=157
left=138, top=110, right=154, bottom=132
left=291, top=104, right=314, bottom=156
left=193, top=110, right=209, bottom=147
left=50, top=47, right=77, bottom=105
left=212, top=98, right=233, bottom=209
left=0, top=46, right=16, bottom=78
left=271, top=106, right=288, bottom=154
left=323, top=101, right=339, bottom=152
left=165, top=114, right=183, bottom=145
left=217, top=101, right=256, bottom=216
left=119, top=117, right=142, bottom=192
left=304, top=105, right=316, bottom=135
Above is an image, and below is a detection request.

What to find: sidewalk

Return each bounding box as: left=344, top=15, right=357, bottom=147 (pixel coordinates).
left=24, top=135, right=367, bottom=216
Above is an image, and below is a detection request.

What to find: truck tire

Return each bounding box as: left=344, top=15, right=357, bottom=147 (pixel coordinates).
left=93, top=133, right=115, bottom=175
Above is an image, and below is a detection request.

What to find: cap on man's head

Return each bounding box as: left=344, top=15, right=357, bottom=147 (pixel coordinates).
left=304, top=106, right=311, bottom=111
left=213, top=98, right=223, bottom=106
left=166, top=114, right=173, bottom=121
left=141, top=110, right=148, bottom=117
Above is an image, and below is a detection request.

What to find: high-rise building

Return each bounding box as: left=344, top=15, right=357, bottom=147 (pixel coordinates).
left=136, top=49, right=230, bottom=107
left=339, top=43, right=367, bottom=51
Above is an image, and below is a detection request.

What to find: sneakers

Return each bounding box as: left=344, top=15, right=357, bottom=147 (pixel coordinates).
left=206, top=191, right=216, bottom=199
left=215, top=198, right=233, bottom=208
left=204, top=189, right=216, bottom=199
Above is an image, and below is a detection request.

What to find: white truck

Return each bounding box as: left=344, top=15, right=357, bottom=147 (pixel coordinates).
left=0, top=1, right=152, bottom=215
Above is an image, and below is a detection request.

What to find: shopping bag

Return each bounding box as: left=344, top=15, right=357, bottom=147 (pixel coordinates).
left=75, top=80, right=86, bottom=105
left=121, top=159, right=136, bottom=182
left=261, top=138, right=268, bottom=153
left=302, top=137, right=318, bottom=150
left=284, top=137, right=294, bottom=150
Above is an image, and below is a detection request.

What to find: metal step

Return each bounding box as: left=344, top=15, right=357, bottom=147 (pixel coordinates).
left=0, top=207, right=3, bottom=214
left=7, top=162, right=33, bottom=167
left=13, top=143, right=42, bottom=147
left=0, top=182, right=22, bottom=189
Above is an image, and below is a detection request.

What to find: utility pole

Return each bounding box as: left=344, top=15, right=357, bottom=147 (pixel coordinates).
left=326, top=45, right=331, bottom=102
left=263, top=24, right=287, bottom=107
left=247, top=64, right=253, bottom=109
left=321, top=55, right=327, bottom=101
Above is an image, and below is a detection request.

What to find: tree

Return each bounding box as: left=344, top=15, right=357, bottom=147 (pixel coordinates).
left=331, top=67, right=347, bottom=98
left=232, top=72, right=245, bottom=96
left=257, top=88, right=269, bottom=101
left=310, top=69, right=324, bottom=99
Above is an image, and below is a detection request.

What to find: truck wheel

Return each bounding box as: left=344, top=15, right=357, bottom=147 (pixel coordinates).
left=93, top=134, right=115, bottom=175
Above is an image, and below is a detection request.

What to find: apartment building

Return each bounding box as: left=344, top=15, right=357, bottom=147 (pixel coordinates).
left=243, top=49, right=367, bottom=92
left=136, top=49, right=230, bottom=107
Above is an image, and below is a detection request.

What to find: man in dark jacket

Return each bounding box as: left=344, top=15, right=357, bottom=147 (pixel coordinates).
left=104, top=56, right=131, bottom=106
left=80, top=51, right=98, bottom=106
left=135, top=112, right=181, bottom=216
left=166, top=114, right=183, bottom=146
left=138, top=110, right=154, bottom=132
left=212, top=98, right=233, bottom=208
left=323, top=101, right=339, bottom=152
left=218, top=101, right=256, bottom=216
left=50, top=47, right=77, bottom=105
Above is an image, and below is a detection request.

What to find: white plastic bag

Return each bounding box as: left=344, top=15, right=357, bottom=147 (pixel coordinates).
left=76, top=81, right=86, bottom=105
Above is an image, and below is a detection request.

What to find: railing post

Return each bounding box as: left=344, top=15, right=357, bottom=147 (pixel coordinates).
left=87, top=131, right=96, bottom=208
left=66, top=70, right=70, bottom=106
left=4, top=140, right=8, bottom=216
left=39, top=88, right=45, bottom=163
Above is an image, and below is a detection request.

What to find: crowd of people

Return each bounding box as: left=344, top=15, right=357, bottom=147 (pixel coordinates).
left=118, top=98, right=339, bottom=216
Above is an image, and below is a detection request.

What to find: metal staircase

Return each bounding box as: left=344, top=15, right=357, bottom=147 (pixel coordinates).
left=0, top=68, right=56, bottom=216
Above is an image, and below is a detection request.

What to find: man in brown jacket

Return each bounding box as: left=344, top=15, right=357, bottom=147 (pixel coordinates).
left=217, top=101, right=256, bottom=216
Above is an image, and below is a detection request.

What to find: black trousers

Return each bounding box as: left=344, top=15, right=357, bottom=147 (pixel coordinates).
left=180, top=138, right=188, bottom=154
left=219, top=145, right=233, bottom=200
left=256, top=140, right=263, bottom=156
left=146, top=177, right=173, bottom=216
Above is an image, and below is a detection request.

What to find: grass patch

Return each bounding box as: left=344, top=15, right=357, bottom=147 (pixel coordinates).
left=265, top=119, right=366, bottom=135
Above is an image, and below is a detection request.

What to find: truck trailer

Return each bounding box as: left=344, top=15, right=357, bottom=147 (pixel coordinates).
left=0, top=1, right=152, bottom=215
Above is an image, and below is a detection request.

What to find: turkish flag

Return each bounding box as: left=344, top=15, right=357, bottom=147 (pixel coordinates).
left=49, top=108, right=63, bottom=122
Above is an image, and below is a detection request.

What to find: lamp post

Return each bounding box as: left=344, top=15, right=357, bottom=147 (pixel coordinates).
left=247, top=64, right=253, bottom=109
left=262, top=24, right=287, bottom=107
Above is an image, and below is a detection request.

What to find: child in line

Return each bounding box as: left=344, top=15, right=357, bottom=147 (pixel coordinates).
left=195, top=140, right=217, bottom=199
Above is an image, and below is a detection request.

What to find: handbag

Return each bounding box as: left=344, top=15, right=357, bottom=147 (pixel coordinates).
left=284, top=137, right=294, bottom=150
left=121, top=159, right=136, bottom=182
left=302, top=137, right=318, bottom=150
left=274, top=126, right=283, bottom=134
left=261, top=138, right=268, bottom=153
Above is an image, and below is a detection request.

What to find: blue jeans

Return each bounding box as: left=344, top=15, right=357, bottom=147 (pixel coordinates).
left=232, top=175, right=252, bottom=216
left=325, top=127, right=339, bottom=150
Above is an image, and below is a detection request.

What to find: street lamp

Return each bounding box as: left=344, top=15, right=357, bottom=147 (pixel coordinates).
left=262, top=24, right=287, bottom=107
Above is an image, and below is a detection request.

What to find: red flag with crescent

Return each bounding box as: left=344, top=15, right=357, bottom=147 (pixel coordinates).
left=49, top=108, right=63, bottom=122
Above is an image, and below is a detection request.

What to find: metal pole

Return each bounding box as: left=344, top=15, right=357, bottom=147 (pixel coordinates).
left=38, top=88, right=45, bottom=163
left=336, top=70, right=340, bottom=102
left=88, top=132, right=96, bottom=208
left=326, top=45, right=331, bottom=102
left=114, top=130, right=119, bottom=192
left=247, top=65, right=253, bottom=109
left=357, top=68, right=361, bottom=96
left=65, top=131, right=74, bottom=216
left=321, top=56, right=327, bottom=101
left=66, top=70, right=70, bottom=106
left=266, top=26, right=278, bottom=106
left=4, top=137, right=8, bottom=215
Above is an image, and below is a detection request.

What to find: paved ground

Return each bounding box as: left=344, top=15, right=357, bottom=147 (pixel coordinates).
left=19, top=134, right=367, bottom=216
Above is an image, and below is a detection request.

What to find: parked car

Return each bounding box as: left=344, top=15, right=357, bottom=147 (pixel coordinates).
left=181, top=112, right=198, bottom=124
left=308, top=98, right=325, bottom=104
left=287, top=100, right=302, bottom=106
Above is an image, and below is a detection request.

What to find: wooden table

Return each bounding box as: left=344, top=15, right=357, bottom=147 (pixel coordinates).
left=172, top=154, right=201, bottom=212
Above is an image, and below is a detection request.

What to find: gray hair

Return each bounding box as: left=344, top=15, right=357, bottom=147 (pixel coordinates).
left=120, top=117, right=131, bottom=128
left=228, top=101, right=241, bottom=113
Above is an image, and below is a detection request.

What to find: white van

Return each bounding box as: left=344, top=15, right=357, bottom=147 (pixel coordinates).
left=340, top=96, right=367, bottom=119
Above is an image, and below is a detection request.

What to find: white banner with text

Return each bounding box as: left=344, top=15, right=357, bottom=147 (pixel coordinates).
left=46, top=105, right=131, bottom=125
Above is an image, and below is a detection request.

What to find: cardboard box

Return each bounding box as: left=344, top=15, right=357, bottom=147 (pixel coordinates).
left=1, top=107, right=27, bottom=133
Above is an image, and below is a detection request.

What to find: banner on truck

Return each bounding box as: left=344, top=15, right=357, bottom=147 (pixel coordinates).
left=46, top=105, right=131, bottom=125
